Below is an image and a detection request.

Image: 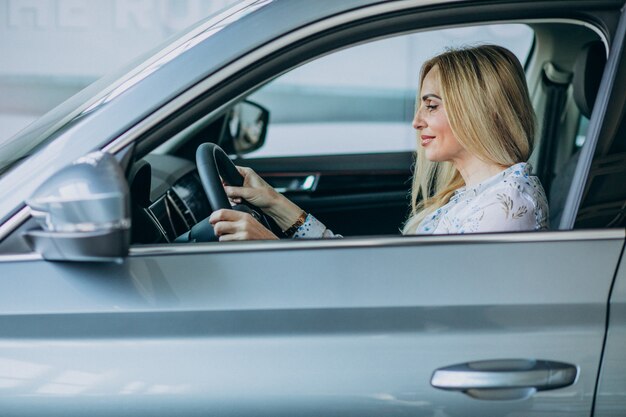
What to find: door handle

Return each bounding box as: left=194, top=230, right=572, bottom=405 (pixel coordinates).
left=431, top=359, right=578, bottom=400
left=272, top=174, right=318, bottom=193
left=263, top=172, right=320, bottom=194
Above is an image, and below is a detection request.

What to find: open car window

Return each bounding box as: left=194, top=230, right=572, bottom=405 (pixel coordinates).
left=134, top=19, right=606, bottom=245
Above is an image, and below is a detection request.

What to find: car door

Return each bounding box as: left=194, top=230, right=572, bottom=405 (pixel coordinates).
left=595, top=242, right=626, bottom=416
left=1, top=231, right=623, bottom=416
left=1, top=1, right=626, bottom=417
left=108, top=4, right=626, bottom=416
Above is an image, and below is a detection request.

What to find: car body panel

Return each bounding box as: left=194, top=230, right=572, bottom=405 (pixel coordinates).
left=594, top=243, right=626, bottom=416
left=0, top=231, right=623, bottom=416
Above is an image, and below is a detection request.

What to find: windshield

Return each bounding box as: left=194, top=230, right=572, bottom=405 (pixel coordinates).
left=0, top=0, right=267, bottom=178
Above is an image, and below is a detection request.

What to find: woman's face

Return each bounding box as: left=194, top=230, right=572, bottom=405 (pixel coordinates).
left=412, top=66, right=469, bottom=164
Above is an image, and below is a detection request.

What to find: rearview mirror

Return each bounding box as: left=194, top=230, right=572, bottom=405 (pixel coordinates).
left=220, top=100, right=269, bottom=155
left=23, top=152, right=130, bottom=262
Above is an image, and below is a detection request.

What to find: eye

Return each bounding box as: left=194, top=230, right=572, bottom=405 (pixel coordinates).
left=425, top=104, right=438, bottom=112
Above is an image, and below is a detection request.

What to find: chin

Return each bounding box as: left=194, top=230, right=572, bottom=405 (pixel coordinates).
left=424, top=151, right=447, bottom=163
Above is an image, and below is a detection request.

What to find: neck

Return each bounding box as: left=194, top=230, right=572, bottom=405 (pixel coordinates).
left=453, top=155, right=507, bottom=188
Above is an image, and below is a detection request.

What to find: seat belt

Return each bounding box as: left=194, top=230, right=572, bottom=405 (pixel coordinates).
left=536, top=62, right=572, bottom=197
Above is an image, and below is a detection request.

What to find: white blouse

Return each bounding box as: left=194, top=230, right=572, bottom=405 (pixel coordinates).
left=293, top=162, right=548, bottom=238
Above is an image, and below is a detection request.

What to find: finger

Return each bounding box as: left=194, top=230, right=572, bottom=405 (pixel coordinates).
left=235, top=166, right=252, bottom=176
left=218, top=232, right=248, bottom=242
left=212, top=220, right=239, bottom=237
left=224, top=185, right=253, bottom=200
left=209, top=209, right=244, bottom=224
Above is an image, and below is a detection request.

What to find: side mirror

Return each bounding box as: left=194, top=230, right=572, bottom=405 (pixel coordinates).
left=220, top=100, right=269, bottom=155
left=23, top=152, right=130, bottom=262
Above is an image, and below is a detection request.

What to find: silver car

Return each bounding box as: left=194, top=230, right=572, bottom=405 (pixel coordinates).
left=0, top=0, right=625, bottom=416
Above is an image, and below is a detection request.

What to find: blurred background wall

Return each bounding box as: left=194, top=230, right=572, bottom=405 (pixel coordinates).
left=0, top=0, right=237, bottom=142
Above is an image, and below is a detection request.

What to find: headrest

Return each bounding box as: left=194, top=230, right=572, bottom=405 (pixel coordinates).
left=573, top=41, right=606, bottom=118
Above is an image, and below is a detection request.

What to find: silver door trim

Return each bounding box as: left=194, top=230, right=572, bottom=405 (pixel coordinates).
left=0, top=253, right=42, bottom=263
left=0, top=206, right=30, bottom=242
left=127, top=229, right=625, bottom=257
left=0, top=229, right=622, bottom=263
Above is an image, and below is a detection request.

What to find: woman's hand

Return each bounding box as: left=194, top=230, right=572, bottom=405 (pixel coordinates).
left=224, top=166, right=306, bottom=231
left=224, top=166, right=278, bottom=209
left=209, top=209, right=279, bottom=241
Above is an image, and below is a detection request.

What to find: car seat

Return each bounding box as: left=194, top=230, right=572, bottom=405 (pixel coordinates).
left=548, top=41, right=606, bottom=228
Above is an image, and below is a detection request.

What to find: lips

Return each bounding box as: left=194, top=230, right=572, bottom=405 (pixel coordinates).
left=421, top=135, right=435, bottom=146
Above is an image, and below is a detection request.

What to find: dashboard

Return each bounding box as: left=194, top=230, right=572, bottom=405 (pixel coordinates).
left=130, top=154, right=211, bottom=244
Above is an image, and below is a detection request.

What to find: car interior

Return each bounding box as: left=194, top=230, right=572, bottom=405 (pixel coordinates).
left=121, top=19, right=615, bottom=245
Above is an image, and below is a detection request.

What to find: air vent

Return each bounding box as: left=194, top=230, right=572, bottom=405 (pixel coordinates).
left=167, top=191, right=196, bottom=228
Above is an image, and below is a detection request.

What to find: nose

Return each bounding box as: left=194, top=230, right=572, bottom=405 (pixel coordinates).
left=412, top=106, right=425, bottom=130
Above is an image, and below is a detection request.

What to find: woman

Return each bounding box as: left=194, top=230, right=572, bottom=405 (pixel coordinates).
left=209, top=44, right=549, bottom=241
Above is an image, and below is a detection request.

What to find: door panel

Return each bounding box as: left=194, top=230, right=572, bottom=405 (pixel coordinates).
left=0, top=231, right=622, bottom=416
left=237, top=152, right=413, bottom=235
left=594, top=239, right=626, bottom=416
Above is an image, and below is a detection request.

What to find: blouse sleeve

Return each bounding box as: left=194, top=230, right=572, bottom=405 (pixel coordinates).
left=292, top=214, right=341, bottom=238
left=459, top=188, right=540, bottom=233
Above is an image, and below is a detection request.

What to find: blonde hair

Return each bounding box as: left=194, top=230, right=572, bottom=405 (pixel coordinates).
left=402, top=44, right=536, bottom=234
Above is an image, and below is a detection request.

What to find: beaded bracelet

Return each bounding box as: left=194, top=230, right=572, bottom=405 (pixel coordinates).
left=283, top=211, right=307, bottom=237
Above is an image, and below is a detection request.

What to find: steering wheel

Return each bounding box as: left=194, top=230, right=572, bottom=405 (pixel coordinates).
left=184, top=143, right=272, bottom=242
left=196, top=143, right=243, bottom=210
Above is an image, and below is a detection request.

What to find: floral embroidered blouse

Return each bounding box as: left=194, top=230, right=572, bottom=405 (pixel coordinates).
left=292, top=162, right=548, bottom=238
